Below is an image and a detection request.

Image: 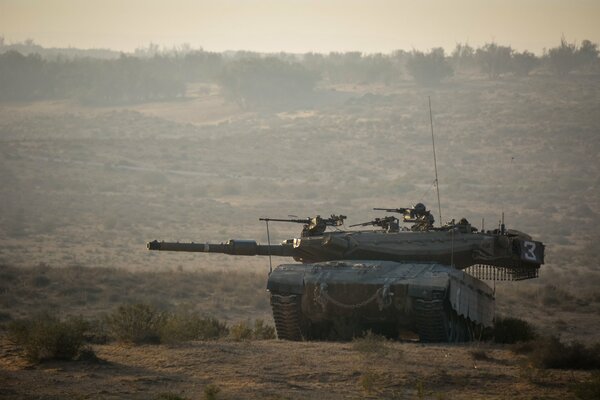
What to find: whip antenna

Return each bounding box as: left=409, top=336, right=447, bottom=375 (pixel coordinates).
left=264, top=219, right=273, bottom=274
left=429, top=96, right=442, bottom=226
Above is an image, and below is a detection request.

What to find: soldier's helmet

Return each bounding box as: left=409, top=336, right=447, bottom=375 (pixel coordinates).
left=414, top=203, right=427, bottom=215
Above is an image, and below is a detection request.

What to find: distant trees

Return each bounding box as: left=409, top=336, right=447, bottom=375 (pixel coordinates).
left=406, top=48, right=453, bottom=85
left=0, top=51, right=185, bottom=104
left=512, top=51, right=540, bottom=77
left=308, top=51, right=400, bottom=84
left=219, top=57, right=318, bottom=108
left=0, top=51, right=48, bottom=101
left=476, top=43, right=513, bottom=79
left=451, top=43, right=476, bottom=72
left=1, top=37, right=599, bottom=105
left=578, top=39, right=599, bottom=67
left=547, top=37, right=599, bottom=77
left=548, top=38, right=579, bottom=77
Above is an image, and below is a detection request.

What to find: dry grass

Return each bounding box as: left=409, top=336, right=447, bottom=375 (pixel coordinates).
left=1, top=73, right=600, bottom=398
left=0, top=338, right=590, bottom=399
left=0, top=264, right=271, bottom=324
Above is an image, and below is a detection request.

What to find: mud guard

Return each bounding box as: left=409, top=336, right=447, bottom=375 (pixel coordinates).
left=448, top=270, right=494, bottom=327
left=267, top=264, right=305, bottom=294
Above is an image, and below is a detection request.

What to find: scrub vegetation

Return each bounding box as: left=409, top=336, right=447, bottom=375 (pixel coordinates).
left=1, top=37, right=599, bottom=399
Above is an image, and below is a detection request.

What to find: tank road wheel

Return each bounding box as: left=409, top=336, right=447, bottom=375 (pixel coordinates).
left=413, top=299, right=474, bottom=343
left=270, top=293, right=303, bottom=341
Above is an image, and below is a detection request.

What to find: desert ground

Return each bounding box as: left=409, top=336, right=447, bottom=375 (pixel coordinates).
left=1, top=70, right=599, bottom=398
left=1, top=337, right=595, bottom=400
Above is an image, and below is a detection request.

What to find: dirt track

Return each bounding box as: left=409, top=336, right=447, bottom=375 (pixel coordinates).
left=0, top=338, right=589, bottom=399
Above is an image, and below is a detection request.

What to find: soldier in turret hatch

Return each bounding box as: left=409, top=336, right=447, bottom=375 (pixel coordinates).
left=404, top=203, right=435, bottom=231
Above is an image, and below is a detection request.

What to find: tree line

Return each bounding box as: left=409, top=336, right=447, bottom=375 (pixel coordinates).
left=0, top=37, right=598, bottom=106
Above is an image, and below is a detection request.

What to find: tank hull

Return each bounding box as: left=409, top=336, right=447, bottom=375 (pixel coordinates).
left=267, top=260, right=494, bottom=342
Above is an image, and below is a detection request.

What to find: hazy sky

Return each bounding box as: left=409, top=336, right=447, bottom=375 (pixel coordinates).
left=1, top=0, right=599, bottom=54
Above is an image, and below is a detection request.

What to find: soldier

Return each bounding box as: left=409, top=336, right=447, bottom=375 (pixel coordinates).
left=408, top=203, right=435, bottom=231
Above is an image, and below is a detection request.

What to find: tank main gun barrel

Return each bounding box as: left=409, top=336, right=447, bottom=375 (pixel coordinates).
left=259, top=217, right=311, bottom=224
left=147, top=239, right=294, bottom=257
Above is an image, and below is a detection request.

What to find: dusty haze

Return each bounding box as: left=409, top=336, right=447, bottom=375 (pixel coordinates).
left=1, top=0, right=599, bottom=53
left=1, top=5, right=600, bottom=399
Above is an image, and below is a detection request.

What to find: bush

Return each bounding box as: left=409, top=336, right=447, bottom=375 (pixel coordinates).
left=358, top=369, right=381, bottom=394
left=406, top=48, right=453, bottom=85
left=252, top=319, right=276, bottom=340
left=203, top=384, right=221, bottom=400
left=512, top=51, right=540, bottom=76
left=352, top=330, right=389, bottom=356
left=7, top=313, right=89, bottom=362
left=160, top=312, right=228, bottom=343
left=571, top=372, right=600, bottom=400
left=548, top=37, right=579, bottom=77
left=155, top=393, right=188, bottom=400
left=529, top=336, right=600, bottom=370
left=105, top=303, right=165, bottom=344
left=492, top=316, right=537, bottom=344
left=228, top=319, right=275, bottom=341
left=106, top=304, right=230, bottom=344
left=229, top=320, right=254, bottom=341
left=470, top=349, right=491, bottom=361
left=476, top=42, right=513, bottom=79
left=219, top=57, right=318, bottom=108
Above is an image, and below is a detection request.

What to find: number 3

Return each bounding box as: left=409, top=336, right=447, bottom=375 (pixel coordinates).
left=523, top=241, right=537, bottom=261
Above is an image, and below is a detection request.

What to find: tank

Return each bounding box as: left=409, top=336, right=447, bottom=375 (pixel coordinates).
left=147, top=204, right=544, bottom=342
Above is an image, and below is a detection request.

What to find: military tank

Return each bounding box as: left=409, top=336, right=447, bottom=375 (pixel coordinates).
left=147, top=203, right=544, bottom=342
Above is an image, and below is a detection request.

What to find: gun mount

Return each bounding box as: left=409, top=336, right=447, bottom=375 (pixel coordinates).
left=374, top=203, right=434, bottom=231
left=259, top=214, right=346, bottom=237
left=349, top=216, right=400, bottom=232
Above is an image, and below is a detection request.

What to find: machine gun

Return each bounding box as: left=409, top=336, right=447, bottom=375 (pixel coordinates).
left=373, top=207, right=408, bottom=214
left=374, top=203, right=434, bottom=231
left=259, top=214, right=346, bottom=237
left=350, top=216, right=400, bottom=232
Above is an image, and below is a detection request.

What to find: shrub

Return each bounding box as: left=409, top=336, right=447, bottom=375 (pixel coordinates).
left=228, top=319, right=275, bottom=341
left=203, top=384, right=221, bottom=400
left=476, top=42, right=513, bottom=79
left=106, top=304, right=231, bottom=344
left=492, top=316, right=536, bottom=344
left=160, top=312, right=228, bottom=343
left=406, top=48, right=453, bottom=85
left=511, top=51, right=540, bottom=76
left=548, top=37, right=579, bottom=77
left=571, top=372, right=600, bottom=400
left=470, top=349, right=491, bottom=361
left=352, top=330, right=389, bottom=356
left=252, top=319, right=276, bottom=340
left=529, top=336, right=600, bottom=370
left=106, top=303, right=165, bottom=344
left=7, top=313, right=89, bottom=362
left=229, top=320, right=254, bottom=341
left=358, top=369, right=382, bottom=394
left=219, top=57, right=318, bottom=108
left=155, top=393, right=188, bottom=400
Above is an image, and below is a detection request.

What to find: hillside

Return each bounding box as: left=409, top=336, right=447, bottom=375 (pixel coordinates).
left=1, top=70, right=599, bottom=398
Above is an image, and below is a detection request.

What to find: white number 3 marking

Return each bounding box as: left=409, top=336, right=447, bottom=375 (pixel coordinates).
left=523, top=241, right=537, bottom=261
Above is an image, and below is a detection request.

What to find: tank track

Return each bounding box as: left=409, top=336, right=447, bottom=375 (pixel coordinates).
left=413, top=299, right=473, bottom=342
left=270, top=293, right=303, bottom=341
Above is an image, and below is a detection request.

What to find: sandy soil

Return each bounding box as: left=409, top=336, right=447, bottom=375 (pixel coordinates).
left=0, top=337, right=591, bottom=400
